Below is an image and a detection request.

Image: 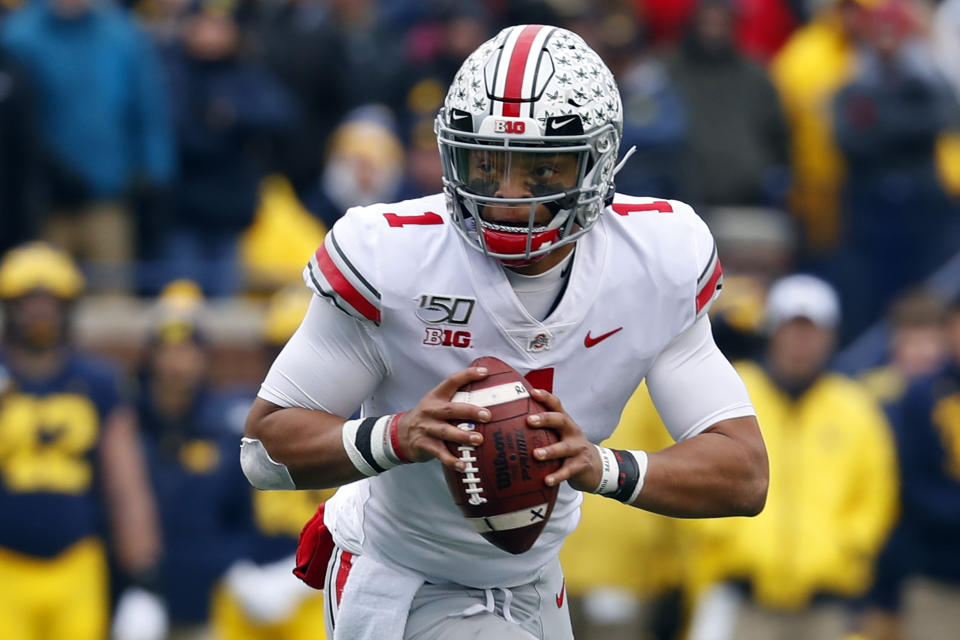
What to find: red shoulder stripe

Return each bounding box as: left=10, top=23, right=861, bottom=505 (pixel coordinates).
left=316, top=244, right=382, bottom=324
left=696, top=258, right=723, bottom=315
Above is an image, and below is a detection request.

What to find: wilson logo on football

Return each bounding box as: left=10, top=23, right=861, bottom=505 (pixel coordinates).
left=424, top=328, right=472, bottom=348
left=416, top=295, right=476, bottom=326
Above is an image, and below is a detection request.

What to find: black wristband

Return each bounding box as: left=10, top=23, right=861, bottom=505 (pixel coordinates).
left=610, top=448, right=640, bottom=503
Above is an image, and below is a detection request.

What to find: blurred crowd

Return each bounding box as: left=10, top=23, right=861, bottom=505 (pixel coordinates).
left=1, top=0, right=960, bottom=639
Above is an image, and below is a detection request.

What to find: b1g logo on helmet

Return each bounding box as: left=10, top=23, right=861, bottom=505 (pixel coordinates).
left=424, top=328, right=472, bottom=348
left=493, top=120, right=526, bottom=134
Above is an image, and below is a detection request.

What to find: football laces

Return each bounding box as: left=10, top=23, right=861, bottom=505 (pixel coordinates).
left=455, top=422, right=487, bottom=505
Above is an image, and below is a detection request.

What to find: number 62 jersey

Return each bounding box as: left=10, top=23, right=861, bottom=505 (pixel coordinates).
left=263, top=192, right=743, bottom=588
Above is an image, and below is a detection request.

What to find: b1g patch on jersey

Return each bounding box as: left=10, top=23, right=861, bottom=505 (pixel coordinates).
left=416, top=294, right=476, bottom=326
left=424, top=328, right=473, bottom=348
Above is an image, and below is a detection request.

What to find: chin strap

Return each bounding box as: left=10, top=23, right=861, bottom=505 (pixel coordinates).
left=612, top=145, right=637, bottom=177
left=601, top=145, right=638, bottom=209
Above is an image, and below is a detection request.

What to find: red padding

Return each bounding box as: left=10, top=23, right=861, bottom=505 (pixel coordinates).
left=293, top=503, right=335, bottom=589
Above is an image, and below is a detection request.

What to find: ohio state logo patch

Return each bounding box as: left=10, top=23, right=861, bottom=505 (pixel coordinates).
left=527, top=332, right=551, bottom=352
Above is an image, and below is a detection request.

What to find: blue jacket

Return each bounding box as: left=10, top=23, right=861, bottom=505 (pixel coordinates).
left=138, top=386, right=254, bottom=624
left=865, top=363, right=960, bottom=611
left=1, top=0, right=174, bottom=197
left=893, top=364, right=960, bottom=557
left=161, top=46, right=296, bottom=231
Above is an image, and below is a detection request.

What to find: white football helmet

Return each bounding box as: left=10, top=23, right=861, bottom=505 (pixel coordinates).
left=436, top=25, right=628, bottom=266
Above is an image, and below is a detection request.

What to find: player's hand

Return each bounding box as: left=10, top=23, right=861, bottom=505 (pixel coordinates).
left=226, top=556, right=313, bottom=623
left=397, top=366, right=491, bottom=471
left=111, top=587, right=168, bottom=640
left=527, top=388, right=602, bottom=492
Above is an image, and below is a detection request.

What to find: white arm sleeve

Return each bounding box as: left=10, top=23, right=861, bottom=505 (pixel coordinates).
left=258, top=295, right=386, bottom=416
left=646, top=316, right=755, bottom=442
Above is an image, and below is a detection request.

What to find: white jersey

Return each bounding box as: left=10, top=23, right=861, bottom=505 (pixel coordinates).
left=270, top=193, right=736, bottom=588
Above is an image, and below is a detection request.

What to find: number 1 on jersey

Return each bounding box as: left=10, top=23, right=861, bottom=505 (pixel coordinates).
left=383, top=212, right=444, bottom=228
left=612, top=201, right=673, bottom=215
left=525, top=368, right=554, bottom=393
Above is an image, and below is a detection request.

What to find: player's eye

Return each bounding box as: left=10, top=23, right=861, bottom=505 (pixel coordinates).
left=530, top=165, right=558, bottom=181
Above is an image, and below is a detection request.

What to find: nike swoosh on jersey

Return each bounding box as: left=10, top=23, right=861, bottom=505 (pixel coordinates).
left=584, top=327, right=623, bottom=348
left=550, top=117, right=576, bottom=129
left=556, top=578, right=565, bottom=608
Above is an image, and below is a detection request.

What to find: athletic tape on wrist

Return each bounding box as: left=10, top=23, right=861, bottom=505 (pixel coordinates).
left=341, top=414, right=408, bottom=476
left=593, top=445, right=620, bottom=494
left=592, top=446, right=648, bottom=504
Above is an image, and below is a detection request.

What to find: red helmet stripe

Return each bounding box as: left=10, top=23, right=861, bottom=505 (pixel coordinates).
left=502, top=25, right=544, bottom=117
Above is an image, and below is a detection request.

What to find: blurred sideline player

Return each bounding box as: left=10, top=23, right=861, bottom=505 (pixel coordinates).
left=855, top=295, right=960, bottom=640
left=133, top=280, right=258, bottom=639
left=0, top=242, right=163, bottom=640
left=212, top=285, right=331, bottom=640
left=243, top=25, right=768, bottom=640
left=854, top=289, right=947, bottom=640
left=687, top=275, right=897, bottom=640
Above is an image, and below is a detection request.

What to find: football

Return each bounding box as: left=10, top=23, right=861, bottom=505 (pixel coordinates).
left=443, top=356, right=561, bottom=554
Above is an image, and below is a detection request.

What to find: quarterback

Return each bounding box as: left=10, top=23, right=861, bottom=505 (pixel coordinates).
left=243, top=25, right=768, bottom=640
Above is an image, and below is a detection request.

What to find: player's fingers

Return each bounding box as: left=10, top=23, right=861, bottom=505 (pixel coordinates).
left=530, top=387, right=564, bottom=412
left=427, top=420, right=483, bottom=447
left=432, top=366, right=489, bottom=399
left=527, top=411, right=577, bottom=434
left=416, top=436, right=467, bottom=471
left=532, top=438, right=587, bottom=463
left=545, top=456, right=592, bottom=487
left=428, top=402, right=491, bottom=424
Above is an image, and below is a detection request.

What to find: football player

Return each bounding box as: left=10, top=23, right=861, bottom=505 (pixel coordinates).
left=0, top=242, right=163, bottom=640
left=214, top=286, right=331, bottom=640
left=132, top=280, right=256, bottom=637
left=242, top=26, right=768, bottom=640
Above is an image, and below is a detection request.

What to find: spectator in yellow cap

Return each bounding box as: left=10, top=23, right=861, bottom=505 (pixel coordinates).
left=304, top=106, right=405, bottom=229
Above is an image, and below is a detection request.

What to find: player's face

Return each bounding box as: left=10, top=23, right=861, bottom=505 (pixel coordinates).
left=4, top=292, right=70, bottom=350
left=768, top=318, right=835, bottom=384
left=892, top=324, right=946, bottom=378
left=151, top=341, right=208, bottom=393
left=465, top=150, right=580, bottom=226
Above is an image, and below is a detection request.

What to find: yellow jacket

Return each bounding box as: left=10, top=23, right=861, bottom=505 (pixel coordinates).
left=708, top=362, right=898, bottom=610
left=560, top=382, right=685, bottom=597
left=771, top=13, right=857, bottom=251
left=241, top=175, right=329, bottom=290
